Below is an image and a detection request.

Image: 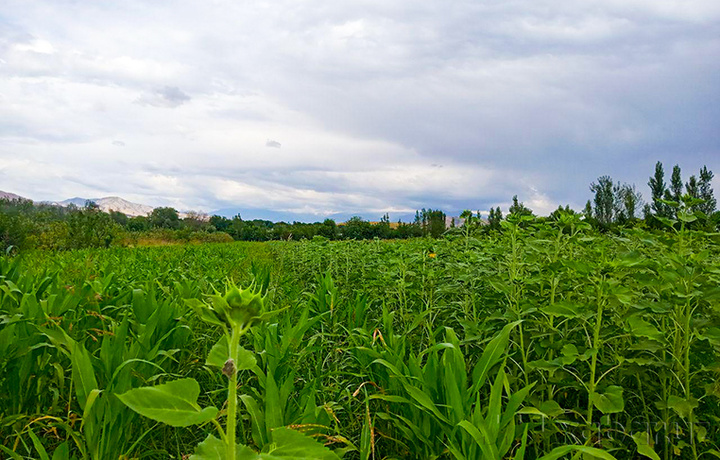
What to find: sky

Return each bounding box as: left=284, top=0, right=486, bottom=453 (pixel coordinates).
left=1, top=0, right=719, bottom=221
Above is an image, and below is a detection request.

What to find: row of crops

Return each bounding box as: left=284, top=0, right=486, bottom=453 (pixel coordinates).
left=1, top=216, right=719, bottom=459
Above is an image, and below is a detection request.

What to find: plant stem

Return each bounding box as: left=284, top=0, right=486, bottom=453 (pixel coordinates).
left=227, top=326, right=241, bottom=459
left=586, top=279, right=605, bottom=440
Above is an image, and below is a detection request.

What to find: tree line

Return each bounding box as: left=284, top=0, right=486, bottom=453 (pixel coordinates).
left=583, top=161, right=717, bottom=229
left=0, top=199, right=450, bottom=251
left=1, top=160, right=717, bottom=251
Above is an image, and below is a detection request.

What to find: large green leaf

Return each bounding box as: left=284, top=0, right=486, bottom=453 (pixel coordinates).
left=261, top=427, right=341, bottom=459
left=471, top=320, right=521, bottom=392
left=543, top=301, right=582, bottom=318
left=591, top=385, right=625, bottom=414
left=666, top=395, right=698, bottom=419
left=189, top=429, right=340, bottom=460
left=206, top=335, right=257, bottom=370
left=626, top=316, right=662, bottom=341
left=632, top=432, right=661, bottom=460
left=189, top=434, right=256, bottom=460
left=117, top=378, right=218, bottom=427
left=71, top=341, right=98, bottom=411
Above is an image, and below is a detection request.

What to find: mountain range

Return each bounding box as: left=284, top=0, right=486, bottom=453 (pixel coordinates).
left=0, top=191, right=28, bottom=202
left=2, top=190, right=157, bottom=217
left=1, top=190, right=417, bottom=222
left=53, top=196, right=155, bottom=217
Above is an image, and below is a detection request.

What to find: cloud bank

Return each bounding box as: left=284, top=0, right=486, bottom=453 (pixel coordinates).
left=0, top=0, right=718, bottom=220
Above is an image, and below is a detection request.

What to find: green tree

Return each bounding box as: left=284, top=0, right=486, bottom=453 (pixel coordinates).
left=149, top=207, right=181, bottom=229
left=342, top=216, right=373, bottom=240
left=422, top=209, right=446, bottom=237
left=317, top=219, right=337, bottom=239
left=648, top=161, right=669, bottom=218
left=66, top=204, right=121, bottom=248
left=698, top=166, right=716, bottom=215
left=109, top=210, right=129, bottom=227
left=209, top=215, right=231, bottom=232
left=590, top=176, right=615, bottom=226
left=127, top=216, right=150, bottom=231
left=488, top=207, right=502, bottom=230
left=508, top=196, right=533, bottom=218
left=660, top=164, right=683, bottom=219
left=615, top=183, right=643, bottom=222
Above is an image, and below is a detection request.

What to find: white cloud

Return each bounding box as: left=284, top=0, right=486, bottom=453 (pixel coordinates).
left=0, top=0, right=718, bottom=219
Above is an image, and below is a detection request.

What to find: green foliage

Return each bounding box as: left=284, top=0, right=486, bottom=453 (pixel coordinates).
left=508, top=195, right=533, bottom=218
left=649, top=161, right=669, bottom=218
left=1, top=223, right=720, bottom=459
left=149, top=207, right=181, bottom=229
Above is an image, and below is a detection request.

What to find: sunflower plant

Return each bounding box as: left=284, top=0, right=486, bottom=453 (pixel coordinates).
left=117, top=282, right=340, bottom=459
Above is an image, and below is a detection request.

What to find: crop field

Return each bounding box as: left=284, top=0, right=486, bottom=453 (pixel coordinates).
left=1, top=218, right=719, bottom=459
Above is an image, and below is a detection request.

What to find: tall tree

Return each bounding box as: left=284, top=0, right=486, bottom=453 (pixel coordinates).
left=669, top=164, right=683, bottom=203
left=698, top=166, right=716, bottom=215
left=615, top=183, right=643, bottom=222
left=583, top=200, right=593, bottom=220
left=648, top=161, right=668, bottom=218
left=686, top=175, right=699, bottom=199
left=590, top=175, right=615, bottom=226
left=508, top=195, right=533, bottom=218
left=488, top=207, right=502, bottom=230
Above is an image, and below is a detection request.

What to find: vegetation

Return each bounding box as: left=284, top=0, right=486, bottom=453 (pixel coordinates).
left=1, top=208, right=720, bottom=459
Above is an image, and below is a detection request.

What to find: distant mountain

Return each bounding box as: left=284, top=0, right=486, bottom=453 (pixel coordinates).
left=55, top=196, right=155, bottom=217
left=0, top=190, right=29, bottom=202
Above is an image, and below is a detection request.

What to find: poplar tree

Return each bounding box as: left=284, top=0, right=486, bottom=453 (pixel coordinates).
left=648, top=161, right=668, bottom=218
left=698, top=166, right=716, bottom=215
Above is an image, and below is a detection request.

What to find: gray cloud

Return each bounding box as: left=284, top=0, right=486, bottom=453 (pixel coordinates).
left=0, top=0, right=718, bottom=219
left=136, top=86, right=191, bottom=108
left=112, top=140, right=125, bottom=146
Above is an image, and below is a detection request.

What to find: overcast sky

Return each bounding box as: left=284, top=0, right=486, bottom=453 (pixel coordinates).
left=1, top=0, right=719, bottom=220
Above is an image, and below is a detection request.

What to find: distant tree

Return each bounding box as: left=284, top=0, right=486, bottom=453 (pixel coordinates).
left=669, top=165, right=683, bottom=204
left=127, top=216, right=150, bottom=232
left=227, top=214, right=244, bottom=240
left=615, top=183, right=643, bottom=222
left=67, top=206, right=121, bottom=248
left=209, top=215, right=231, bottom=232
left=149, top=207, right=180, bottom=229
left=508, top=196, right=533, bottom=218
left=0, top=200, right=35, bottom=251
left=85, top=200, right=100, bottom=211
left=109, top=210, right=129, bottom=227
left=590, top=176, right=615, bottom=226
left=424, top=209, right=447, bottom=237
left=183, top=211, right=209, bottom=231
left=377, top=213, right=392, bottom=239
left=686, top=175, right=699, bottom=199
left=317, top=218, right=337, bottom=239
left=642, top=203, right=652, bottom=221
left=342, top=216, right=373, bottom=240
left=698, top=166, right=716, bottom=215
left=648, top=161, right=669, bottom=218
left=488, top=207, right=502, bottom=230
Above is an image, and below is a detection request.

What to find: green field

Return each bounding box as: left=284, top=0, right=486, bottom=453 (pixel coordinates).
left=1, top=218, right=719, bottom=459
